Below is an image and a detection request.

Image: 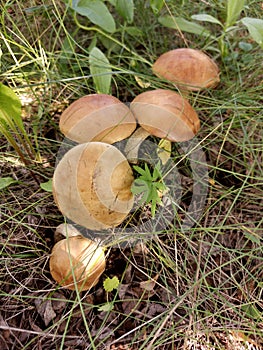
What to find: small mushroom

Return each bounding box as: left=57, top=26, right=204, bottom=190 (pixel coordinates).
left=152, top=48, right=220, bottom=91
left=52, top=142, right=134, bottom=230
left=130, top=89, right=200, bottom=142
left=59, top=94, right=136, bottom=144
left=49, top=236, right=106, bottom=291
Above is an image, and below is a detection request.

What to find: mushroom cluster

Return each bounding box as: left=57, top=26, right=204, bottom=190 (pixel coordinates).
left=50, top=47, right=220, bottom=291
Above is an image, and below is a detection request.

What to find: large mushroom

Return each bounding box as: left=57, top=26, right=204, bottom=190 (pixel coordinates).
left=59, top=94, right=136, bottom=144
left=152, top=48, right=220, bottom=91
left=129, top=89, right=200, bottom=143
left=50, top=235, right=106, bottom=291
left=52, top=142, right=134, bottom=230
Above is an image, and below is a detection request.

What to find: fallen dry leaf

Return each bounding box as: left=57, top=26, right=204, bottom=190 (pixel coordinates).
left=139, top=274, right=159, bottom=291
left=35, top=297, right=56, bottom=326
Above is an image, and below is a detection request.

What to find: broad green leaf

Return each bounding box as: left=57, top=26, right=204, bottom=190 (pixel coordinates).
left=116, top=0, right=134, bottom=23
left=241, top=17, right=263, bottom=48
left=238, top=41, right=253, bottom=51
left=226, top=0, right=245, bottom=28
left=106, top=0, right=116, bottom=5
left=150, top=0, right=164, bottom=14
left=0, top=83, right=22, bottom=131
left=0, top=177, right=17, bottom=190
left=191, top=14, right=223, bottom=26
left=103, top=276, right=120, bottom=292
left=89, top=47, right=112, bottom=94
left=40, top=179, right=53, bottom=192
left=158, top=16, right=211, bottom=37
left=72, top=0, right=116, bottom=33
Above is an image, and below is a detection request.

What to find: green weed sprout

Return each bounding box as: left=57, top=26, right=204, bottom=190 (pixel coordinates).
left=98, top=276, right=120, bottom=312
left=131, top=162, right=168, bottom=218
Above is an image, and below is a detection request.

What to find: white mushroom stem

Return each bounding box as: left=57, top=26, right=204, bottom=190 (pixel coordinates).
left=124, top=127, right=150, bottom=163
left=55, top=223, right=82, bottom=238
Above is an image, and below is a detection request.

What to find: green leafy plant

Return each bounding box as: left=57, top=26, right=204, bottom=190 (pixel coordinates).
left=65, top=0, right=151, bottom=92
left=0, top=84, right=38, bottom=170
left=0, top=176, right=18, bottom=190
left=98, top=276, right=120, bottom=312
left=158, top=0, right=263, bottom=57
left=89, top=46, right=112, bottom=94
left=103, top=276, right=120, bottom=292
left=40, top=179, right=53, bottom=192
left=131, top=162, right=168, bottom=218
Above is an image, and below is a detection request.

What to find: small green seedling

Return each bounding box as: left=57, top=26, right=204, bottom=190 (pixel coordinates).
left=131, top=162, right=168, bottom=218
left=98, top=276, right=120, bottom=312
left=103, top=276, right=120, bottom=293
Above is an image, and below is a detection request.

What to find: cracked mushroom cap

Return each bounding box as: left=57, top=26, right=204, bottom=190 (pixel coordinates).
left=152, top=48, right=220, bottom=91
left=59, top=94, right=136, bottom=144
left=130, top=89, right=200, bottom=142
left=49, top=236, right=106, bottom=291
left=53, top=142, right=134, bottom=230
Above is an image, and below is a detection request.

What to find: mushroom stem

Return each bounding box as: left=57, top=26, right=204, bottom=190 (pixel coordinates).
left=124, top=127, right=150, bottom=164
left=55, top=223, right=81, bottom=239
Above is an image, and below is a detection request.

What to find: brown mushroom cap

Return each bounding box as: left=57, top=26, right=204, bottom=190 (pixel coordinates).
left=49, top=236, right=106, bottom=291
left=130, top=89, right=200, bottom=142
left=52, top=142, right=134, bottom=230
left=59, top=94, right=136, bottom=144
left=152, top=48, right=220, bottom=91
